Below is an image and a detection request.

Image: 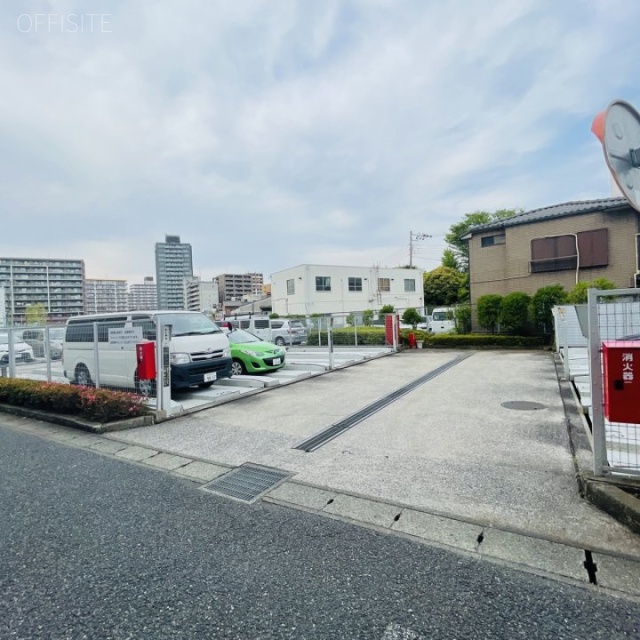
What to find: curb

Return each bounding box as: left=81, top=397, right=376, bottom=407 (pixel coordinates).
left=582, top=479, right=640, bottom=536
left=0, top=403, right=155, bottom=434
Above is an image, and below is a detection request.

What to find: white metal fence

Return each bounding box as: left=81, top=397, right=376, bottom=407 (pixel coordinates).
left=0, top=321, right=158, bottom=402
left=588, top=288, right=640, bottom=477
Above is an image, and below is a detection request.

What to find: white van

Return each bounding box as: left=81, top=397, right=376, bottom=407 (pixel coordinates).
left=225, top=316, right=307, bottom=346
left=428, top=307, right=456, bottom=334
left=63, top=311, right=232, bottom=393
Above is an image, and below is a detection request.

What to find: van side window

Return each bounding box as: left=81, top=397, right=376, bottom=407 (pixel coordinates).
left=254, top=319, right=269, bottom=329
left=65, top=322, right=94, bottom=343
left=270, top=321, right=283, bottom=329
left=239, top=320, right=250, bottom=329
left=132, top=315, right=156, bottom=340
left=98, top=317, right=128, bottom=342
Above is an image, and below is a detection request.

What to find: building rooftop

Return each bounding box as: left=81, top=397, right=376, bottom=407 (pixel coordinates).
left=464, top=197, right=632, bottom=236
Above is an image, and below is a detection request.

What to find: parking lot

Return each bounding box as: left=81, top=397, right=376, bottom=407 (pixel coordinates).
left=107, top=348, right=640, bottom=559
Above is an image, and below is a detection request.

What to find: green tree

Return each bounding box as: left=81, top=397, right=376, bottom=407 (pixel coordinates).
left=499, top=292, right=531, bottom=335
left=379, top=304, right=395, bottom=314
left=362, top=309, right=374, bottom=326
left=445, top=208, right=521, bottom=272
left=423, top=266, right=466, bottom=307
left=441, top=248, right=460, bottom=271
left=477, top=294, right=503, bottom=333
left=269, top=312, right=280, bottom=319
left=530, top=285, right=567, bottom=334
left=25, top=303, right=47, bottom=326
left=401, top=307, right=422, bottom=328
left=566, top=278, right=615, bottom=304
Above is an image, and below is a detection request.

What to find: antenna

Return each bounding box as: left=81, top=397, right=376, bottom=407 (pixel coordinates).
left=592, top=99, right=640, bottom=212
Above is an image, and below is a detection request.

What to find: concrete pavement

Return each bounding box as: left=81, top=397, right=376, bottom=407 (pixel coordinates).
left=3, top=349, right=640, bottom=595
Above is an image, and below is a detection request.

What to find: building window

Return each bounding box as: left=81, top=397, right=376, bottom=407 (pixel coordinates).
left=316, top=276, right=331, bottom=292
left=377, top=278, right=390, bottom=292
left=530, top=229, right=608, bottom=273
left=481, top=234, right=506, bottom=247
left=348, top=277, right=362, bottom=292
left=404, top=279, right=416, bottom=292
left=286, top=279, right=295, bottom=295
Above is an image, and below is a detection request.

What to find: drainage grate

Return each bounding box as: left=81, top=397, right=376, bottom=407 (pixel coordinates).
left=294, top=352, right=474, bottom=452
left=202, top=463, right=290, bottom=503
left=501, top=401, right=546, bottom=411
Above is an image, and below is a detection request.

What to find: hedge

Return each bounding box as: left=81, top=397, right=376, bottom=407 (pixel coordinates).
left=0, top=379, right=149, bottom=423
left=305, top=327, right=545, bottom=349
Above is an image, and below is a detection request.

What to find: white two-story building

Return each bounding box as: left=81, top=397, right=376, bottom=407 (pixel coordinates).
left=270, top=264, right=424, bottom=318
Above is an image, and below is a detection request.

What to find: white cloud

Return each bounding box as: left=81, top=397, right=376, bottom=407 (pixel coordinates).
left=1, top=0, right=639, bottom=284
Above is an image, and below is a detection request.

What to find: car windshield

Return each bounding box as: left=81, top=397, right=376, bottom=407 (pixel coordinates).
left=227, top=329, right=261, bottom=344
left=432, top=312, right=449, bottom=321
left=163, top=313, right=222, bottom=337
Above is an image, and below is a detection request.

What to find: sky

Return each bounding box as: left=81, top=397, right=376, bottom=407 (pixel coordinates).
left=2, top=0, right=640, bottom=285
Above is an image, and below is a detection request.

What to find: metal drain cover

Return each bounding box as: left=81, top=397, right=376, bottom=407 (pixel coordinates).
left=501, top=401, right=546, bottom=411
left=202, top=463, right=290, bottom=503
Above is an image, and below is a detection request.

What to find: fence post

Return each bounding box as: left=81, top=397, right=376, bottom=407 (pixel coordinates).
left=45, top=326, right=52, bottom=383
left=354, top=316, right=358, bottom=347
left=92, top=322, right=101, bottom=388
left=588, top=288, right=607, bottom=476
left=8, top=328, right=16, bottom=379
left=327, top=316, right=334, bottom=370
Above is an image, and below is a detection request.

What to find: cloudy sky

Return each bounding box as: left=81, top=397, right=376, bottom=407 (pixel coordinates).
left=2, top=0, right=639, bottom=284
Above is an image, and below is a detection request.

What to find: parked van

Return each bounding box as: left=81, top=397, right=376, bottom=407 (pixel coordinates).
left=225, top=316, right=307, bottom=346
left=428, top=307, right=456, bottom=334
left=63, top=311, right=232, bottom=393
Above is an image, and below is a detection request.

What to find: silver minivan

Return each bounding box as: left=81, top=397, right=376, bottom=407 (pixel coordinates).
left=226, top=316, right=307, bottom=346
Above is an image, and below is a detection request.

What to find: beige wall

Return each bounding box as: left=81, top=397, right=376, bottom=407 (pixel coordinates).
left=468, top=209, right=640, bottom=325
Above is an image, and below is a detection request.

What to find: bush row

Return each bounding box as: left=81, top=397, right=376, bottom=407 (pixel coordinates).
left=0, top=379, right=149, bottom=423
left=304, top=327, right=544, bottom=348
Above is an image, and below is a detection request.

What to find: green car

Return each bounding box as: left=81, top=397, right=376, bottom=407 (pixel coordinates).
left=226, top=328, right=286, bottom=376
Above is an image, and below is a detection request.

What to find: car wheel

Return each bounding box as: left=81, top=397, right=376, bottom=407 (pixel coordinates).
left=75, top=364, right=93, bottom=387
left=135, top=374, right=156, bottom=397
left=231, top=359, right=245, bottom=376
left=274, top=337, right=285, bottom=346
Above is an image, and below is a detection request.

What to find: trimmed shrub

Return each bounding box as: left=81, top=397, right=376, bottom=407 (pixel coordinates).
left=499, top=292, right=532, bottom=335
left=530, top=284, right=567, bottom=334
left=454, top=304, right=472, bottom=334
left=0, top=379, right=148, bottom=423
left=477, top=294, right=503, bottom=333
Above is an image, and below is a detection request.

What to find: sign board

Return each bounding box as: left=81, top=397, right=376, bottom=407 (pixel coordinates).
left=108, top=327, right=143, bottom=348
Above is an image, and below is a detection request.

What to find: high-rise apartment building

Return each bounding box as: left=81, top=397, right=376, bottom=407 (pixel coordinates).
left=85, top=279, right=128, bottom=314
left=0, top=257, right=85, bottom=325
left=183, top=276, right=219, bottom=313
left=155, top=235, right=193, bottom=310
left=216, top=273, right=264, bottom=302
left=128, top=276, right=158, bottom=311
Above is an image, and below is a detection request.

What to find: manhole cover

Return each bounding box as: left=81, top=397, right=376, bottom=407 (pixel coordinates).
left=501, top=401, right=547, bottom=411
left=202, top=463, right=290, bottom=503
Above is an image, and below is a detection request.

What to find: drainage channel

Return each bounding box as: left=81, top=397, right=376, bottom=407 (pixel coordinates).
left=294, top=352, right=475, bottom=452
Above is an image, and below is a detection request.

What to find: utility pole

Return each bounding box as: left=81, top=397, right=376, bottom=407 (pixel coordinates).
left=409, top=231, right=432, bottom=267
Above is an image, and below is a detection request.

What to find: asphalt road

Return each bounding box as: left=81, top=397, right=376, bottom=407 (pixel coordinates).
left=2, top=425, right=639, bottom=640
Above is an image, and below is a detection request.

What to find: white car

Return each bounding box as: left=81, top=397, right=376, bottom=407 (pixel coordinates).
left=0, top=333, right=35, bottom=364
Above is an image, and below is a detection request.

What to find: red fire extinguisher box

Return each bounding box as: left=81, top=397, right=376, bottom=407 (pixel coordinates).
left=602, top=340, right=640, bottom=424
left=136, top=342, right=156, bottom=380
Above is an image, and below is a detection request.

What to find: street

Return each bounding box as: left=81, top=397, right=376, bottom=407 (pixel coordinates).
left=2, top=425, right=639, bottom=640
